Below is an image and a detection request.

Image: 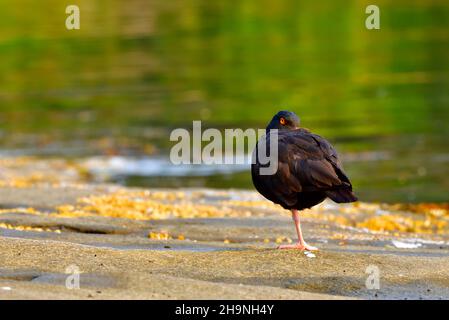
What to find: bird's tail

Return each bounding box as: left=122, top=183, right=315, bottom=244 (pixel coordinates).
left=325, top=188, right=358, bottom=203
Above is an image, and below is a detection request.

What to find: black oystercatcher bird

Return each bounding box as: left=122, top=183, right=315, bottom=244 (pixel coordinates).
left=251, top=111, right=357, bottom=251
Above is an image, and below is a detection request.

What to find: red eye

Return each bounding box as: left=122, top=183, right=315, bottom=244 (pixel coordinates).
left=280, top=117, right=286, bottom=125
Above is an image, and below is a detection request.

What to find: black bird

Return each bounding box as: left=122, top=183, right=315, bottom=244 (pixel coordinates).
left=251, top=111, right=357, bottom=251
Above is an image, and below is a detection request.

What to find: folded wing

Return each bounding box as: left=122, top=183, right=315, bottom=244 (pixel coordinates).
left=251, top=129, right=357, bottom=209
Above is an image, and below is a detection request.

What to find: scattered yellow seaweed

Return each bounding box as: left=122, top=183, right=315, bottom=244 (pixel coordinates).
left=391, top=203, right=449, bottom=218
left=148, top=231, right=171, bottom=240
left=0, top=156, right=90, bottom=188
left=221, top=200, right=280, bottom=210
left=52, top=190, right=248, bottom=220
left=1, top=156, right=449, bottom=237
left=0, top=223, right=61, bottom=233
left=147, top=231, right=185, bottom=241
left=0, top=207, right=41, bottom=215
left=275, top=236, right=293, bottom=244
left=357, top=215, right=447, bottom=234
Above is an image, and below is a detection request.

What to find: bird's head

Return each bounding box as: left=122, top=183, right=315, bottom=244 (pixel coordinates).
left=266, top=111, right=300, bottom=131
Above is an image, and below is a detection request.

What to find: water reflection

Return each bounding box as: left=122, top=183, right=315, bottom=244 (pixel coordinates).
left=0, top=0, right=448, bottom=202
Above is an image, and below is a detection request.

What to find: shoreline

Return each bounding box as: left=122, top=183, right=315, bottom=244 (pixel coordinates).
left=1, top=185, right=449, bottom=300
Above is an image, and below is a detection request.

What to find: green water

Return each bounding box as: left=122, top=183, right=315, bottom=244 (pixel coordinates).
left=0, top=0, right=448, bottom=202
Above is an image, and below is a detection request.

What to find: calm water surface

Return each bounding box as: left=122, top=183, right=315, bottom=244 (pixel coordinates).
left=0, top=0, right=448, bottom=202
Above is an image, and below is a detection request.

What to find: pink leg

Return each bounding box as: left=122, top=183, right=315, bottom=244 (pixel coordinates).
left=278, top=209, right=318, bottom=251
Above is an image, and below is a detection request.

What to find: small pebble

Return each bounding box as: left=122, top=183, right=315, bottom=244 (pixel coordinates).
left=304, top=251, right=316, bottom=258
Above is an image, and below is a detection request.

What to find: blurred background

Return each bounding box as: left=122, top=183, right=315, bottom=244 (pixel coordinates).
left=0, top=0, right=448, bottom=203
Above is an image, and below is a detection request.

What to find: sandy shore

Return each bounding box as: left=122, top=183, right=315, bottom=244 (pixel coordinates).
left=1, top=185, right=449, bottom=300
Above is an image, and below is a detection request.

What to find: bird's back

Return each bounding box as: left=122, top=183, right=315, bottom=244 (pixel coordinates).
left=251, top=128, right=357, bottom=210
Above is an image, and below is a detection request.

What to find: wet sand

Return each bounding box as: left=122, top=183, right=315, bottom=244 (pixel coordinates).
left=1, top=185, right=449, bottom=300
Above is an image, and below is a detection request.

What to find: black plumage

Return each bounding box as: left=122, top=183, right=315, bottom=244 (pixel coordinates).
left=251, top=111, right=357, bottom=250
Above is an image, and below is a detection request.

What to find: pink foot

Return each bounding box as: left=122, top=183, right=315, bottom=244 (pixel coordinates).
left=277, top=242, right=319, bottom=251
